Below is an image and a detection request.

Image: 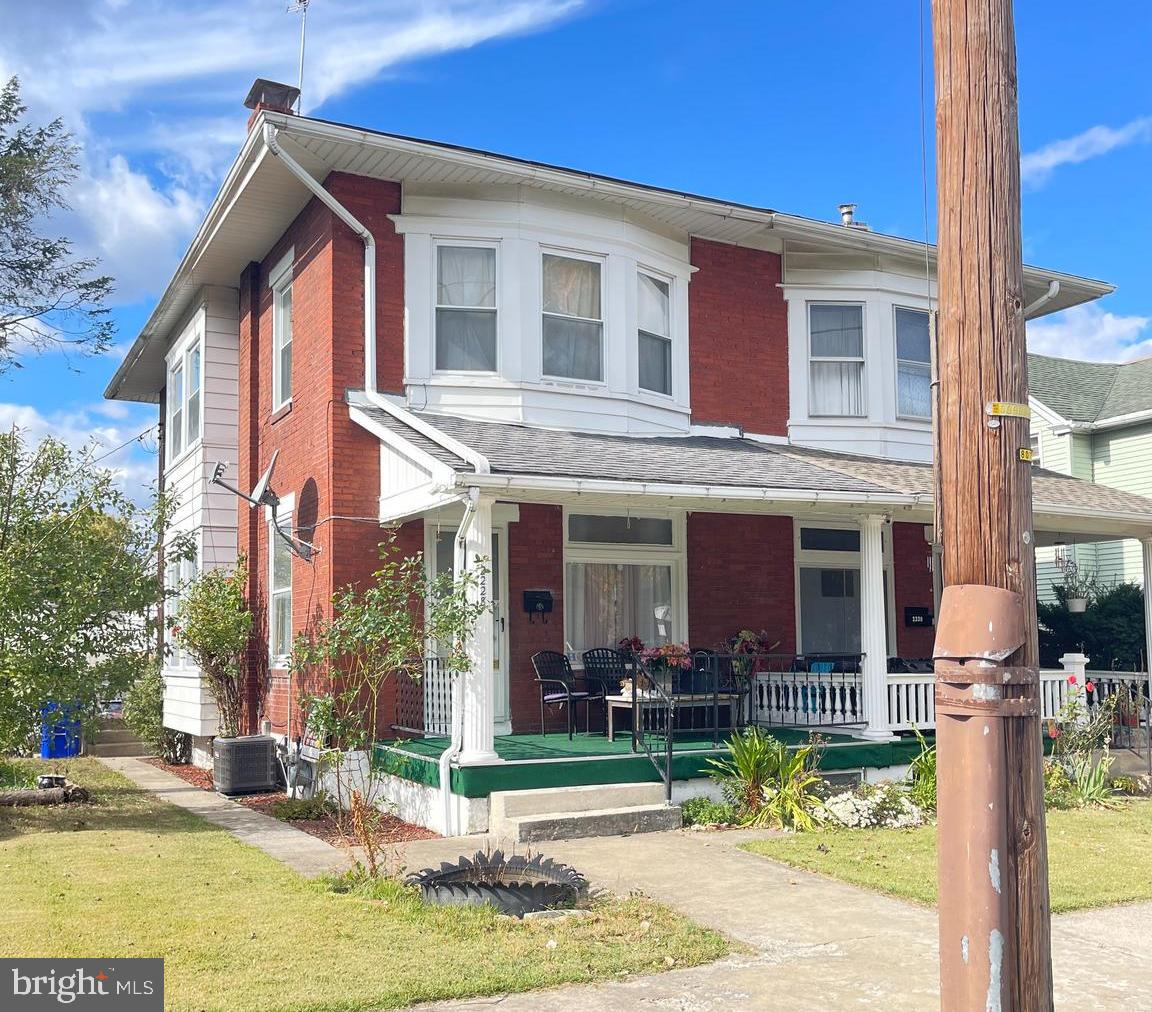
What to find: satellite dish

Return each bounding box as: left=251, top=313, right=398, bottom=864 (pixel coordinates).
left=249, top=449, right=279, bottom=510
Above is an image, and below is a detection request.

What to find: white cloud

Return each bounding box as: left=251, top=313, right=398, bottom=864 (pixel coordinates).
left=0, top=0, right=586, bottom=303
left=1021, top=116, right=1152, bottom=187
left=1027, top=304, right=1152, bottom=362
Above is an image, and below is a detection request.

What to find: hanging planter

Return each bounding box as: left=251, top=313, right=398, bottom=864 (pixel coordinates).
left=1066, top=597, right=1088, bottom=614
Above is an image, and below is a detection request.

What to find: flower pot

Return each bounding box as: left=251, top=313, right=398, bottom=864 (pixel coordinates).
left=1066, top=598, right=1088, bottom=613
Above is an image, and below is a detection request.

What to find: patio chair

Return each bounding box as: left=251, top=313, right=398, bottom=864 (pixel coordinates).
left=581, top=648, right=631, bottom=728
left=531, top=650, right=601, bottom=740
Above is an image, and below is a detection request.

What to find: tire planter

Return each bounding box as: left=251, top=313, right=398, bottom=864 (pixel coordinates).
left=407, top=851, right=588, bottom=918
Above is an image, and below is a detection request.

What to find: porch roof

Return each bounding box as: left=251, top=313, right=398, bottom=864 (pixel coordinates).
left=350, top=397, right=1152, bottom=539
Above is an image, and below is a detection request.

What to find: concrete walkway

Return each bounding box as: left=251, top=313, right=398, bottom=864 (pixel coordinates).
left=98, top=756, right=349, bottom=878
left=399, top=829, right=1152, bottom=1011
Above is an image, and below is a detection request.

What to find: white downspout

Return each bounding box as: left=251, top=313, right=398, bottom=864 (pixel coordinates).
left=1023, top=280, right=1060, bottom=320
left=439, top=487, right=479, bottom=835
left=263, top=122, right=377, bottom=393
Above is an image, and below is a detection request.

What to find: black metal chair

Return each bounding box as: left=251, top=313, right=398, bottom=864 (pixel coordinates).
left=532, top=650, right=602, bottom=739
left=581, top=648, right=631, bottom=729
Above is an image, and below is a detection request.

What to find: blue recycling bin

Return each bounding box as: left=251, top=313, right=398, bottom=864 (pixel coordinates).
left=40, top=702, right=83, bottom=759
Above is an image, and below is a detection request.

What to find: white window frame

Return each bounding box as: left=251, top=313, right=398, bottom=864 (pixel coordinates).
left=1030, top=432, right=1042, bottom=467
left=166, top=336, right=203, bottom=465
left=433, top=239, right=500, bottom=375
left=893, top=305, right=932, bottom=421
left=807, top=302, right=866, bottom=418
left=541, top=248, right=606, bottom=386
left=269, top=250, right=294, bottom=412
left=267, top=493, right=295, bottom=668
left=637, top=267, right=674, bottom=398
left=793, top=520, right=895, bottom=657
left=165, top=540, right=200, bottom=669
left=562, top=508, right=688, bottom=664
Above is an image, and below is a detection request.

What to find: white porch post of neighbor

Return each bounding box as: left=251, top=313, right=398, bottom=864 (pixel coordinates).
left=458, top=493, right=499, bottom=764
left=1143, top=536, right=1152, bottom=686
left=859, top=513, right=893, bottom=740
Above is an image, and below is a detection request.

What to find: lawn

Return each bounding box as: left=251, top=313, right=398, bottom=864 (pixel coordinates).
left=742, top=800, right=1152, bottom=913
left=0, top=759, right=727, bottom=1011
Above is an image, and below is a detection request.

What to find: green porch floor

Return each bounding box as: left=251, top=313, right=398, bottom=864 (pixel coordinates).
left=377, top=729, right=930, bottom=798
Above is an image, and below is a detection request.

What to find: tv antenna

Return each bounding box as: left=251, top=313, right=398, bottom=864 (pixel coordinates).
left=287, top=0, right=311, bottom=113
left=210, top=450, right=318, bottom=560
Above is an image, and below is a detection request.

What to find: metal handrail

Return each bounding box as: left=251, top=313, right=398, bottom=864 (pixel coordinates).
left=629, top=658, right=676, bottom=804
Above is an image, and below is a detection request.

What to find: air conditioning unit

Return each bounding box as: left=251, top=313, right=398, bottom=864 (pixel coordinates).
left=212, top=735, right=278, bottom=795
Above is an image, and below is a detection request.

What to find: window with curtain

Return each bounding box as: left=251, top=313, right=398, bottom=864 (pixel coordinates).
left=436, top=246, right=497, bottom=371
left=638, top=272, right=671, bottom=395
left=273, top=282, right=293, bottom=409
left=808, top=304, right=865, bottom=416
left=895, top=307, right=932, bottom=418
left=565, top=562, right=673, bottom=656
left=270, top=521, right=293, bottom=662
left=167, top=361, right=184, bottom=460
left=543, top=254, right=603, bottom=381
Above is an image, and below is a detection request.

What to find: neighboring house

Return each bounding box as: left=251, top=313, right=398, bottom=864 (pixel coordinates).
left=1029, top=353, right=1152, bottom=600
left=106, top=81, right=1152, bottom=833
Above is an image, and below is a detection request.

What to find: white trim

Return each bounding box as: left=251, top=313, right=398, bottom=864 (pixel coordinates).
left=807, top=301, right=867, bottom=419
left=267, top=248, right=294, bottom=289
left=348, top=391, right=491, bottom=475
left=267, top=492, right=295, bottom=669
left=165, top=319, right=205, bottom=467
left=433, top=238, right=500, bottom=376
left=1028, top=396, right=1070, bottom=429
left=540, top=247, right=606, bottom=385
left=271, top=271, right=293, bottom=412
left=892, top=305, right=932, bottom=422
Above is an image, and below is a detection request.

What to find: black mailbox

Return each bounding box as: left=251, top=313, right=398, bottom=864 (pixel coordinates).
left=523, top=589, right=554, bottom=621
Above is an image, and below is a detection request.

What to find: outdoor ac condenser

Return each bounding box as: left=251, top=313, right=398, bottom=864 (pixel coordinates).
left=212, top=735, right=278, bottom=795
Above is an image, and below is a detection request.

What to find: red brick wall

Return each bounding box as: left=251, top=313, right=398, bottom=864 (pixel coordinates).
left=505, top=504, right=566, bottom=732
left=688, top=238, right=788, bottom=436
left=237, top=172, right=405, bottom=739
left=686, top=513, right=796, bottom=653
left=892, top=521, right=936, bottom=659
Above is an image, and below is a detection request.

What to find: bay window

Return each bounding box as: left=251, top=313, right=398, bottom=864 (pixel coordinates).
left=637, top=271, right=672, bottom=395
left=895, top=307, right=932, bottom=418
left=563, top=512, right=681, bottom=658
left=167, top=361, right=184, bottom=459
left=166, top=338, right=201, bottom=461
left=808, top=304, right=865, bottom=416
left=542, top=253, right=603, bottom=382
left=436, top=245, right=497, bottom=371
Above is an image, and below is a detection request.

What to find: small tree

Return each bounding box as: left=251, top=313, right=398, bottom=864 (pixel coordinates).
left=123, top=664, right=191, bottom=764
left=173, top=564, right=252, bottom=739
left=292, top=534, right=487, bottom=874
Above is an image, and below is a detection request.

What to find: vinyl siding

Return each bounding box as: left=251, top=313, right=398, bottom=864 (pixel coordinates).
left=1032, top=415, right=1072, bottom=602
left=1086, top=423, right=1152, bottom=589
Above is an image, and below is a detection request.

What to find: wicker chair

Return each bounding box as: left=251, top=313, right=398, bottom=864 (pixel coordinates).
left=531, top=650, right=601, bottom=739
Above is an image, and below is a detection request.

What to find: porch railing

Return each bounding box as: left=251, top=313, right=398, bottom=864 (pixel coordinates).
left=749, top=653, right=866, bottom=728
left=391, top=657, right=453, bottom=737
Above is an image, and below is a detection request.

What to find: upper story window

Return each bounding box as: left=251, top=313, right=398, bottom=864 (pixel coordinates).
left=895, top=308, right=932, bottom=418
left=542, top=253, right=603, bottom=382
left=272, top=280, right=293, bottom=410
left=166, top=339, right=201, bottom=462
left=638, top=271, right=671, bottom=396
left=808, top=304, right=865, bottom=417
left=436, top=245, right=497, bottom=372
left=1030, top=432, right=1042, bottom=467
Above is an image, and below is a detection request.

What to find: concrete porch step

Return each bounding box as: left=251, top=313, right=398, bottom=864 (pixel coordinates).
left=489, top=783, right=681, bottom=842
left=87, top=741, right=147, bottom=757
left=93, top=727, right=139, bottom=744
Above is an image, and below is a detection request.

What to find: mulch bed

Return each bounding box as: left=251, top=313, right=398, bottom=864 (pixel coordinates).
left=139, top=757, right=438, bottom=844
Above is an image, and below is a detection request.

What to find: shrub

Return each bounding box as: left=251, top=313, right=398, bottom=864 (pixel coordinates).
left=270, top=795, right=336, bottom=822
left=122, top=665, right=191, bottom=764
left=680, top=796, right=737, bottom=827
left=1111, top=774, right=1148, bottom=796
left=820, top=782, right=925, bottom=829
left=1038, top=581, right=1147, bottom=669
left=1043, top=760, right=1076, bottom=809
left=905, top=727, right=937, bottom=813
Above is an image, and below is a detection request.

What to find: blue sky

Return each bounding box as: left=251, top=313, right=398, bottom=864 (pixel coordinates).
left=1, top=0, right=1148, bottom=498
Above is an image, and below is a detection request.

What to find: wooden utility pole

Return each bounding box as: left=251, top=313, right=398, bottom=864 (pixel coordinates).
left=931, top=0, right=1053, bottom=1009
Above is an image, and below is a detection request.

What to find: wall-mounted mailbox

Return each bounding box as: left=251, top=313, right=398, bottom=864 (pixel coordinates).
left=904, top=606, right=934, bottom=628
left=523, top=589, right=554, bottom=623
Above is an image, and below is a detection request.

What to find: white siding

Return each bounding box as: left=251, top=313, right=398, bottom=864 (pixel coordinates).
left=1032, top=415, right=1072, bottom=601
left=1087, top=423, right=1152, bottom=588
left=161, top=286, right=240, bottom=737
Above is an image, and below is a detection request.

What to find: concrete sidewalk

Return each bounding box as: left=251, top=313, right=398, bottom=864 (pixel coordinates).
left=400, top=830, right=1152, bottom=1011
left=98, top=756, right=349, bottom=878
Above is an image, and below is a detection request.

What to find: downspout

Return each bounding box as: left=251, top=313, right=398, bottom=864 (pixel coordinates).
left=262, top=122, right=377, bottom=393
left=439, top=487, right=480, bottom=835
left=1023, top=280, right=1060, bottom=320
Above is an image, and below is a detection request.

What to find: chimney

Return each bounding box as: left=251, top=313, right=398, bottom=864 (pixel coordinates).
left=244, top=78, right=301, bottom=132
left=837, top=202, right=871, bottom=231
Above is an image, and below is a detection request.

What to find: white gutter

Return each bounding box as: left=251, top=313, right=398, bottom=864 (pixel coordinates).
left=1023, top=280, right=1061, bottom=320
left=439, top=486, right=479, bottom=835
left=263, top=122, right=378, bottom=394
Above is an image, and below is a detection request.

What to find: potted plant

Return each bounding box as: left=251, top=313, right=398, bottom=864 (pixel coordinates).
left=638, top=642, right=692, bottom=693
left=1057, top=565, right=1095, bottom=613
left=172, top=562, right=262, bottom=794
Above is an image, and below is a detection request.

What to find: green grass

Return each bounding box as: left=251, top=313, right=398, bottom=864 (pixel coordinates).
left=0, top=759, right=727, bottom=1011
left=741, top=800, right=1152, bottom=913
left=0, top=758, right=35, bottom=790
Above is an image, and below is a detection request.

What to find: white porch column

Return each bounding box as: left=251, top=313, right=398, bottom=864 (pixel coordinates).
left=458, top=494, right=499, bottom=764
left=859, top=514, right=893, bottom=740
left=1142, top=536, right=1152, bottom=689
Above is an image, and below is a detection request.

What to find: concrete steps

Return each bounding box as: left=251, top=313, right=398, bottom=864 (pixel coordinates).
left=86, top=721, right=147, bottom=758
left=489, top=782, right=681, bottom=842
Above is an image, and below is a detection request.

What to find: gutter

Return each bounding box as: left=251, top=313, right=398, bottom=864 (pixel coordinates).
left=1023, top=280, right=1060, bottom=320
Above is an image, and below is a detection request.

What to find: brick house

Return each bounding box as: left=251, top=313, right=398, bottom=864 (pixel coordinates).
left=107, top=81, right=1152, bottom=833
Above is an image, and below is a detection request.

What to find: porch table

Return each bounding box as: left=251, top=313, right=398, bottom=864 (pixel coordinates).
left=605, top=692, right=744, bottom=748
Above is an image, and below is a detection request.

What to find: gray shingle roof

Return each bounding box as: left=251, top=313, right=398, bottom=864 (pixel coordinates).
left=1028, top=353, right=1152, bottom=424
left=352, top=401, right=1152, bottom=519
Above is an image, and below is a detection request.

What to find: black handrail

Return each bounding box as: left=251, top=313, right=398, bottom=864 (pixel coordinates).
left=630, top=659, right=676, bottom=804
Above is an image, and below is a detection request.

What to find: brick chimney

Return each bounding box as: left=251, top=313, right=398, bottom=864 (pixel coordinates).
left=244, top=78, right=301, bottom=132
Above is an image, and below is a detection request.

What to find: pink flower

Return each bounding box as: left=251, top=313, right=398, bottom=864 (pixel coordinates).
left=1048, top=725, right=1060, bottom=740
left=1067, top=674, right=1078, bottom=686
left=1084, top=680, right=1096, bottom=693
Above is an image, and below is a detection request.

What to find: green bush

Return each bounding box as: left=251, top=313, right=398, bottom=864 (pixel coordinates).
left=680, top=796, right=736, bottom=827
left=270, top=795, right=336, bottom=822
left=0, top=758, right=34, bottom=790
left=122, top=666, right=190, bottom=764
left=905, top=728, right=937, bottom=813
left=1038, top=581, right=1147, bottom=669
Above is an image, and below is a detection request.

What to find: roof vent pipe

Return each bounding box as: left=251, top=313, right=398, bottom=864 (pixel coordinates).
left=838, top=203, right=857, bottom=226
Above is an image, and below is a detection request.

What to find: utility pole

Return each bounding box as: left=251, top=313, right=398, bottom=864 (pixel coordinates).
left=931, top=0, right=1053, bottom=1009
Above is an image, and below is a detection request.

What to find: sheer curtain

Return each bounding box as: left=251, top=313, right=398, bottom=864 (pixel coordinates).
left=809, top=304, right=864, bottom=416
left=895, top=308, right=932, bottom=417
left=436, top=246, right=497, bottom=371
left=543, top=255, right=602, bottom=381
left=638, top=273, right=671, bottom=395
left=564, top=562, right=672, bottom=655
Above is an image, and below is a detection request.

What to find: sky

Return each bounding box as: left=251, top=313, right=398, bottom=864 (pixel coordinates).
left=1, top=0, right=1149, bottom=499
